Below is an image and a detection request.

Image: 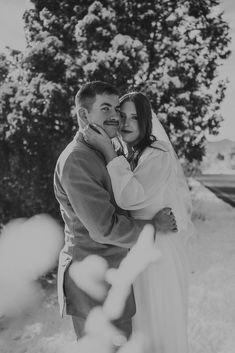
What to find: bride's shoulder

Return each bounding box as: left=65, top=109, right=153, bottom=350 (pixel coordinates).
left=138, top=140, right=170, bottom=165
left=151, top=140, right=170, bottom=152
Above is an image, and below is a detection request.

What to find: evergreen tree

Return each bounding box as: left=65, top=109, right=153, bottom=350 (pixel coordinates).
left=0, top=0, right=231, bottom=222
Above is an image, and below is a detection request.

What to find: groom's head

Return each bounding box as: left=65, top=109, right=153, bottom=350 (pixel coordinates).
left=75, top=81, right=121, bottom=138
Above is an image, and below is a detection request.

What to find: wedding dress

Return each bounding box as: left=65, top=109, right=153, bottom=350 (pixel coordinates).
left=107, top=116, right=194, bottom=353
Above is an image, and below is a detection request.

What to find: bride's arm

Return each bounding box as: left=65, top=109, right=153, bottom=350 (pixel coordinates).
left=107, top=149, right=170, bottom=210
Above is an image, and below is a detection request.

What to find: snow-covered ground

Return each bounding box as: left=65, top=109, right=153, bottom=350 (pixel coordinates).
left=0, top=179, right=235, bottom=353
left=188, top=179, right=235, bottom=353
left=203, top=165, right=235, bottom=174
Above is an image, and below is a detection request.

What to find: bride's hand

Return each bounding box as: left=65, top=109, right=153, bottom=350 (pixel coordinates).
left=83, top=124, right=112, bottom=151
left=83, top=124, right=117, bottom=163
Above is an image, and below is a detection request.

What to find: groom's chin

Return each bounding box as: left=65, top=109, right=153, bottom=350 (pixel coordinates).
left=103, top=126, right=118, bottom=139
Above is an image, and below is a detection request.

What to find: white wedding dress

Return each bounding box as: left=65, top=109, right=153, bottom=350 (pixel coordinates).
left=107, top=137, right=194, bottom=353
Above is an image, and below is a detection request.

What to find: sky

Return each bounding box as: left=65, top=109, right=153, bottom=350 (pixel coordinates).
left=0, top=0, right=234, bottom=142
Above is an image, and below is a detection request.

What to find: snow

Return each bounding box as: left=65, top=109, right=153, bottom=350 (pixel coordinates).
left=204, top=167, right=235, bottom=175
left=0, top=180, right=235, bottom=352
left=188, top=179, right=235, bottom=353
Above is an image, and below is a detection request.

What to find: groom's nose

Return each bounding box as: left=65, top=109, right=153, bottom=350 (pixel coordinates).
left=110, top=110, right=121, bottom=122
left=112, top=113, right=120, bottom=120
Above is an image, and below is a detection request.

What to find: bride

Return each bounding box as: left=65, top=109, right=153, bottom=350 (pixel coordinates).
left=84, top=91, right=194, bottom=353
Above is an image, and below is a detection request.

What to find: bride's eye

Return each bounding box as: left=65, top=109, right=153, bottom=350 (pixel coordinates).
left=119, top=111, right=126, bottom=119
left=131, top=115, right=138, bottom=120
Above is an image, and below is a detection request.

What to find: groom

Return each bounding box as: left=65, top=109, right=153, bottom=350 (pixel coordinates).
left=54, top=81, right=177, bottom=340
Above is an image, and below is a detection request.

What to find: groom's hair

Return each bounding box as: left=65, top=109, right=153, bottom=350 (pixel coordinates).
left=75, top=81, right=119, bottom=112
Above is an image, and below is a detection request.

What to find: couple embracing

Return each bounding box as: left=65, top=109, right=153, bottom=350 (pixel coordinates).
left=54, top=81, right=193, bottom=353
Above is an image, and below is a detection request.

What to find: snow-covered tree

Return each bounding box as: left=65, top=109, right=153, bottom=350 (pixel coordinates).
left=0, top=0, right=231, bottom=222
left=73, top=0, right=231, bottom=161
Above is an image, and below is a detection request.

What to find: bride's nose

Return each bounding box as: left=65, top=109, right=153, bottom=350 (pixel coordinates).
left=123, top=116, right=130, bottom=127
left=117, top=112, right=125, bottom=126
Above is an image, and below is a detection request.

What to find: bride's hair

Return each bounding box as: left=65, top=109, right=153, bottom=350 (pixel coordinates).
left=119, top=92, right=157, bottom=162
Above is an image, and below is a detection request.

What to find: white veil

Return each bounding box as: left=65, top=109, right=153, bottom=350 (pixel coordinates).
left=151, top=111, right=193, bottom=231
left=151, top=111, right=171, bottom=144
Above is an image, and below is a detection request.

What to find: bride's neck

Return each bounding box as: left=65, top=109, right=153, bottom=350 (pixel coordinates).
left=126, top=144, right=133, bottom=156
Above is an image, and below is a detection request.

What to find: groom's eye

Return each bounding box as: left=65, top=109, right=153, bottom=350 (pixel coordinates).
left=101, top=106, right=110, bottom=112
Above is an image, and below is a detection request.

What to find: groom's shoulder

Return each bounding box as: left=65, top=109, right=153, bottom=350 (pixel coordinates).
left=56, top=139, right=104, bottom=179
left=57, top=139, right=93, bottom=168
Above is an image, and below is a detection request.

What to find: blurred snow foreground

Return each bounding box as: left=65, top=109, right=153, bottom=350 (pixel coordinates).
left=0, top=214, right=64, bottom=317
left=69, top=223, right=161, bottom=353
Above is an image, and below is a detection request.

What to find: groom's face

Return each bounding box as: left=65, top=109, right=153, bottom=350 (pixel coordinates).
left=86, top=94, right=121, bottom=138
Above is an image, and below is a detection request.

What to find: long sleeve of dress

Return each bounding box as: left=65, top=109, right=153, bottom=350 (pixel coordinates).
left=107, top=141, right=193, bottom=234
left=107, top=144, right=171, bottom=211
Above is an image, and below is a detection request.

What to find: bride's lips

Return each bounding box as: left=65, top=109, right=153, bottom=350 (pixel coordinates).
left=121, top=129, right=132, bottom=134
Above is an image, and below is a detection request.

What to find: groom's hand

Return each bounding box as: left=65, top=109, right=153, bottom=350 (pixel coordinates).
left=152, top=207, right=177, bottom=234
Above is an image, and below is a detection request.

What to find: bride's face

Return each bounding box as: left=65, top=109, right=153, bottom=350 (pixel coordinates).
left=120, top=101, right=140, bottom=146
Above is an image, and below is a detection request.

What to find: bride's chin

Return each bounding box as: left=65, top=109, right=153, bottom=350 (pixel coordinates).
left=120, top=135, right=129, bottom=143
left=122, top=137, right=134, bottom=145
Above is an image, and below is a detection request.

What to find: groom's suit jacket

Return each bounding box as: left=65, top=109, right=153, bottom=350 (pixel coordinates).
left=54, top=132, right=144, bottom=322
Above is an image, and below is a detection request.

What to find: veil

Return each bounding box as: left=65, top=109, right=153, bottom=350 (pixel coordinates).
left=151, top=111, right=193, bottom=231
left=151, top=111, right=171, bottom=144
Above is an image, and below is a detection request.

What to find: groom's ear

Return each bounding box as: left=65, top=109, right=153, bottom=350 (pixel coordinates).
left=78, top=107, right=88, bottom=125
